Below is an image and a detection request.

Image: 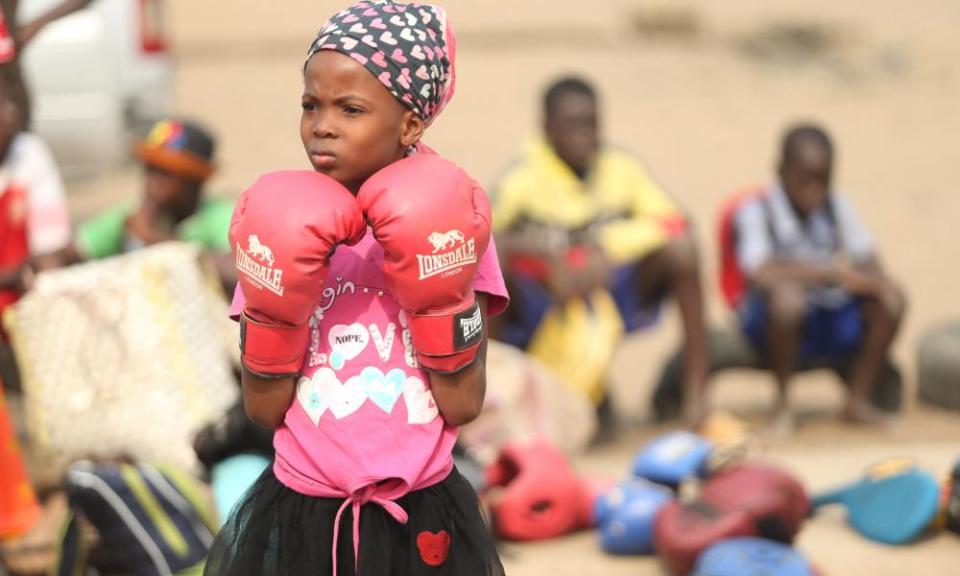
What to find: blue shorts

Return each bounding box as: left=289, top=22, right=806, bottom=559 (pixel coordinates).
left=739, top=292, right=863, bottom=361
left=500, top=263, right=662, bottom=350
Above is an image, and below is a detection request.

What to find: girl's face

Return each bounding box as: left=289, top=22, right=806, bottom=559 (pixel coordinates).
left=301, top=50, right=424, bottom=193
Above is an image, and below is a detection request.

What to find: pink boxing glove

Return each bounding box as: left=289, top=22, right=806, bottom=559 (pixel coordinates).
left=358, top=155, right=491, bottom=373
left=230, top=171, right=365, bottom=377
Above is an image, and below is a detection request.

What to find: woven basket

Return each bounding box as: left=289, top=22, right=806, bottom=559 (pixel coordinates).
left=3, top=242, right=239, bottom=475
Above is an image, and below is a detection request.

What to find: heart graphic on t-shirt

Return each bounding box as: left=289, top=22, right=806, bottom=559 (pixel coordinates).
left=320, top=369, right=368, bottom=420
left=359, top=367, right=405, bottom=414
left=328, top=323, right=369, bottom=364
left=416, top=530, right=451, bottom=567
left=403, top=376, right=438, bottom=425
left=296, top=370, right=331, bottom=425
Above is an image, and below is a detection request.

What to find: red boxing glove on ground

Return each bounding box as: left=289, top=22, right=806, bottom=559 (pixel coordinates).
left=230, top=171, right=365, bottom=377
left=359, top=155, right=491, bottom=373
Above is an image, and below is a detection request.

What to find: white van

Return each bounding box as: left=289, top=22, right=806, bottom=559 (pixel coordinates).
left=19, top=0, right=171, bottom=179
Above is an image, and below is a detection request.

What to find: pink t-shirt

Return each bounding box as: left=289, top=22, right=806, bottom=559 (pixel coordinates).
left=229, top=230, right=508, bottom=500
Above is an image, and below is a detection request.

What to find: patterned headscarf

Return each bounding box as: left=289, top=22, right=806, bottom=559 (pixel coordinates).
left=306, top=0, right=457, bottom=127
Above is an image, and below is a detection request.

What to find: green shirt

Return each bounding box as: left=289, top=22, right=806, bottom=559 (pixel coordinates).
left=76, top=198, right=234, bottom=260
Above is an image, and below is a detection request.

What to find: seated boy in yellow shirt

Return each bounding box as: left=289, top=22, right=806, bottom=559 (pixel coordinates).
left=492, top=77, right=709, bottom=426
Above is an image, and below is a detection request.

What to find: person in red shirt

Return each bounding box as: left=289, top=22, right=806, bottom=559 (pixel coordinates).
left=0, top=86, right=70, bottom=390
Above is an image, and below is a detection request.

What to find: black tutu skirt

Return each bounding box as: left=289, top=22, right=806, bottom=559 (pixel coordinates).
left=204, top=465, right=504, bottom=576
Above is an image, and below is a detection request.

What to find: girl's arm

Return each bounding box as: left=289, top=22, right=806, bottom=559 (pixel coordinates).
left=241, top=293, right=491, bottom=429
left=429, top=293, right=489, bottom=427
left=241, top=369, right=295, bottom=429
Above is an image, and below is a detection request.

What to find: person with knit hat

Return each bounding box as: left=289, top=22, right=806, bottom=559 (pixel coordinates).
left=204, top=2, right=507, bottom=575
left=55, top=118, right=235, bottom=289
left=0, top=78, right=70, bottom=393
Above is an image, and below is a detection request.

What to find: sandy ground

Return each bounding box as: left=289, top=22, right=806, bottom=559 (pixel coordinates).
left=60, top=1, right=960, bottom=574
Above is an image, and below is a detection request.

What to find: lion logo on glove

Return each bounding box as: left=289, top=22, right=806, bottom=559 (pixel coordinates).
left=427, top=230, right=465, bottom=253
left=236, top=235, right=284, bottom=296
left=247, top=235, right=275, bottom=267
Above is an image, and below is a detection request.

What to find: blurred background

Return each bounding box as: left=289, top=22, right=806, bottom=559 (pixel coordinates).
left=61, top=0, right=960, bottom=416
left=3, top=0, right=959, bottom=574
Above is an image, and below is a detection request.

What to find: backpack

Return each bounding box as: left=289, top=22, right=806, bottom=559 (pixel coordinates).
left=716, top=186, right=769, bottom=310
left=54, top=460, right=216, bottom=576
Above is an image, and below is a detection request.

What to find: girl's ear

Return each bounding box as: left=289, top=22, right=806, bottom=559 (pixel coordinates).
left=399, top=110, right=426, bottom=148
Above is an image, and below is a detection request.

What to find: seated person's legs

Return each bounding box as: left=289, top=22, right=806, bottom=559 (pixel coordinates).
left=844, top=278, right=906, bottom=422
left=626, top=234, right=709, bottom=424
left=493, top=232, right=709, bottom=428
left=487, top=272, right=554, bottom=351
left=741, top=279, right=902, bottom=428
left=741, top=283, right=806, bottom=431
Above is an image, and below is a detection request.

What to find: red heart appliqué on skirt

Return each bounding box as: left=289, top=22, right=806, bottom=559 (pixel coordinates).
left=416, top=529, right=451, bottom=566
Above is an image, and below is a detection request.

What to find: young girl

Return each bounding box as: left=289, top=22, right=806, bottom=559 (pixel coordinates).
left=205, top=2, right=508, bottom=575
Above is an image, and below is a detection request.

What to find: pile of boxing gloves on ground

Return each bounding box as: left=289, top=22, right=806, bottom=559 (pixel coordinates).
left=481, top=429, right=960, bottom=576
left=595, top=431, right=815, bottom=575
left=482, top=431, right=815, bottom=575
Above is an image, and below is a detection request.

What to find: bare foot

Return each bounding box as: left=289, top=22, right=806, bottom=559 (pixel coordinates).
left=842, top=401, right=893, bottom=427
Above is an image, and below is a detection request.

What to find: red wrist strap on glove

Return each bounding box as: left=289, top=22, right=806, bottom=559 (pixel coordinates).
left=239, top=311, right=310, bottom=378
left=408, top=299, right=484, bottom=374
